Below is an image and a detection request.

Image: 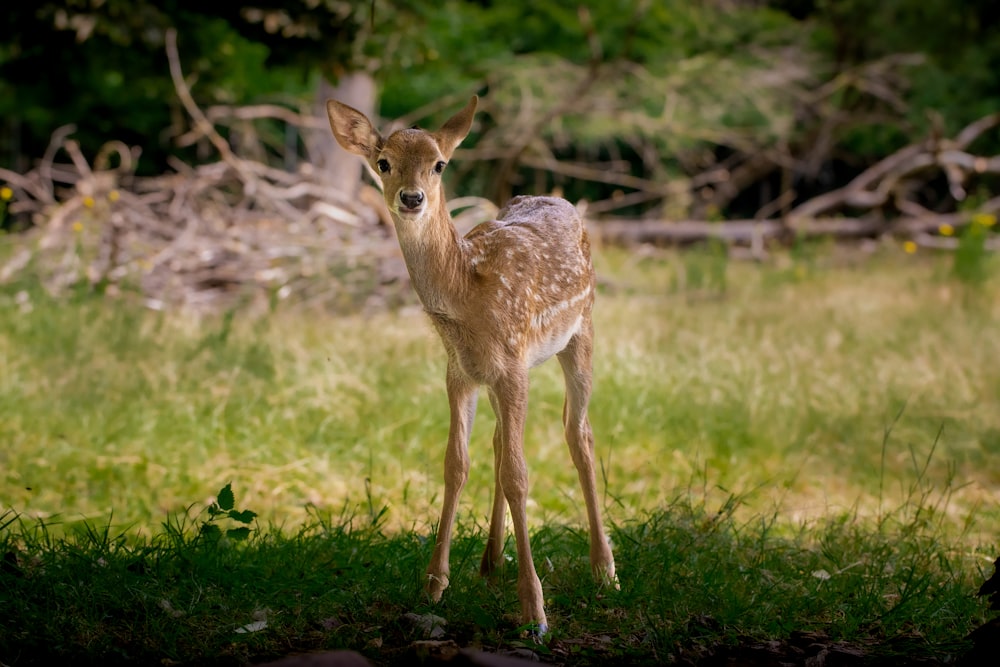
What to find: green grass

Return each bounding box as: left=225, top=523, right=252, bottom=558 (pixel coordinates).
left=0, top=484, right=990, bottom=666
left=1, top=245, right=998, bottom=664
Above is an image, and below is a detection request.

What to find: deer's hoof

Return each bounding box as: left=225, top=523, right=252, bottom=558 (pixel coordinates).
left=594, top=560, right=619, bottom=590
left=522, top=621, right=548, bottom=643
left=425, top=573, right=449, bottom=602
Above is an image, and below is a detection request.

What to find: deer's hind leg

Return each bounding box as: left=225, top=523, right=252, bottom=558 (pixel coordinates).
left=480, top=388, right=508, bottom=578
left=492, top=369, right=546, bottom=633
left=556, top=319, right=617, bottom=586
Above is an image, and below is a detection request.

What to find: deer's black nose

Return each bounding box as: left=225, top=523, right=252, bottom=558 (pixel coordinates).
left=400, top=191, right=424, bottom=209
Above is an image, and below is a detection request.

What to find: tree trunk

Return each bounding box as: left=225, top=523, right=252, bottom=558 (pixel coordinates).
left=308, top=72, right=376, bottom=197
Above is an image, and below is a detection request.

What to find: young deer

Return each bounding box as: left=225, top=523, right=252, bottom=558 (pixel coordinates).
left=326, top=95, right=616, bottom=635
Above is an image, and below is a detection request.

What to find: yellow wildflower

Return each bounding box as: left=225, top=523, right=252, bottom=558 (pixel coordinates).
left=108, top=190, right=120, bottom=203
left=903, top=240, right=917, bottom=254
left=0, top=186, right=12, bottom=201
left=72, top=221, right=84, bottom=233
left=938, top=223, right=954, bottom=236
left=82, top=196, right=95, bottom=209
left=971, top=212, right=996, bottom=228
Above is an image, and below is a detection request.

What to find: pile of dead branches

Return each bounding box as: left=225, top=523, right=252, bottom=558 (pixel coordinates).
left=599, top=112, right=1000, bottom=253
left=0, top=131, right=414, bottom=312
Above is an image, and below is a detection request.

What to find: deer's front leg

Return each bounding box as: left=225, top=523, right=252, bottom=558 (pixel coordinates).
left=426, top=362, right=478, bottom=602
left=493, top=370, right=547, bottom=634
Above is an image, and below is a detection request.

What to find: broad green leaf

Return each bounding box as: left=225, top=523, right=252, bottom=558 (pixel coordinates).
left=216, top=484, right=235, bottom=511
left=228, top=510, right=258, bottom=524
left=227, top=527, right=251, bottom=541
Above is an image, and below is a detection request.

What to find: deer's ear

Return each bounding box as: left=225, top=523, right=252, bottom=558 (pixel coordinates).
left=326, top=100, right=383, bottom=159
left=434, top=96, right=477, bottom=159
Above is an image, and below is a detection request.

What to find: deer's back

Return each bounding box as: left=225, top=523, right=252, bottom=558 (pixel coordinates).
left=441, top=195, right=594, bottom=378
left=464, top=195, right=590, bottom=269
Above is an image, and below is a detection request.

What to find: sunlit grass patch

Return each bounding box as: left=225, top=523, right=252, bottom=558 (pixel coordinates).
left=0, top=247, right=998, bottom=543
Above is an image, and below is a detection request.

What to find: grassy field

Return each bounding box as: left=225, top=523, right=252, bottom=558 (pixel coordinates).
left=1, top=245, right=998, bottom=537
left=1, top=243, right=998, bottom=664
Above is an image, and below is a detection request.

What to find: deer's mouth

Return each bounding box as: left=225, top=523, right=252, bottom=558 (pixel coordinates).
left=394, top=204, right=425, bottom=219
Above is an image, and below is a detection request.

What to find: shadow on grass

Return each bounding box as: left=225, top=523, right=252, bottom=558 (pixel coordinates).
left=0, top=480, right=992, bottom=667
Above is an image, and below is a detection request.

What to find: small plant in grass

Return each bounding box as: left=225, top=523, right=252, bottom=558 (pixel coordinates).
left=951, top=209, right=996, bottom=285
left=199, top=483, right=258, bottom=544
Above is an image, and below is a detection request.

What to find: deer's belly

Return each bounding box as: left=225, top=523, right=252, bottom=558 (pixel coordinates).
left=526, top=313, right=581, bottom=368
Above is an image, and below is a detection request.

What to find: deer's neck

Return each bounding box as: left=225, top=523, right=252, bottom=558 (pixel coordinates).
left=393, top=198, right=470, bottom=315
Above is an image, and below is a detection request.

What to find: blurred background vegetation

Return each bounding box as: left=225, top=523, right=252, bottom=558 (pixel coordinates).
left=0, top=1, right=997, bottom=310
left=2, top=0, right=998, bottom=215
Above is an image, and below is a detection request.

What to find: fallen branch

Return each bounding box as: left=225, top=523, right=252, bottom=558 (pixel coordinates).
left=598, top=195, right=1000, bottom=247
left=596, top=217, right=887, bottom=245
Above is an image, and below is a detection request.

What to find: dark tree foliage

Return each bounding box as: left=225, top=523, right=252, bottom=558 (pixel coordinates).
left=0, top=1, right=390, bottom=172
left=777, top=0, right=1000, bottom=135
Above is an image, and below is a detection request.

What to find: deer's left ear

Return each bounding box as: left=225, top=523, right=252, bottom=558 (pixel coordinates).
left=327, top=100, right=384, bottom=160
left=434, top=96, right=477, bottom=159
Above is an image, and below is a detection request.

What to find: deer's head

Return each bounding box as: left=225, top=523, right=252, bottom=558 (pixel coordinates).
left=326, top=96, right=477, bottom=225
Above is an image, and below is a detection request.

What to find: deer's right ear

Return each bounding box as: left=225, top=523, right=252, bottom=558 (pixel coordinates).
left=326, top=100, right=383, bottom=160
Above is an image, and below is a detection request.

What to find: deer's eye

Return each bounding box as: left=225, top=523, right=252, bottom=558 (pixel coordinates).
left=376, top=158, right=390, bottom=174
left=433, top=161, right=447, bottom=175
